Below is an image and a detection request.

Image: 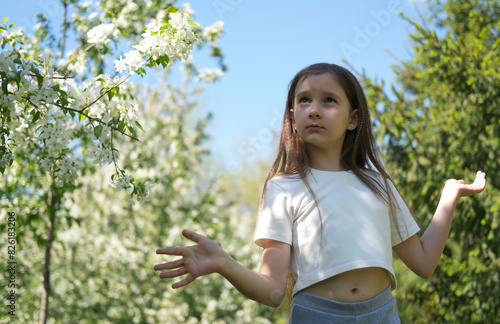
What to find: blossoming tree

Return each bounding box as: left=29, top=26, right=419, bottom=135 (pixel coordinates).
left=1, top=1, right=226, bottom=322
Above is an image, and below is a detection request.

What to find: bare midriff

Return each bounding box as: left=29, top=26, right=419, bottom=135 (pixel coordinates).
left=301, top=267, right=391, bottom=302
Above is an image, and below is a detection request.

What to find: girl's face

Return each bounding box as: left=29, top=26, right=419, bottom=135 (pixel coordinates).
left=292, top=73, right=358, bottom=156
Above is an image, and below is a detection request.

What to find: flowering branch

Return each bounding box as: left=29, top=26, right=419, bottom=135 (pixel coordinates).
left=0, top=4, right=226, bottom=201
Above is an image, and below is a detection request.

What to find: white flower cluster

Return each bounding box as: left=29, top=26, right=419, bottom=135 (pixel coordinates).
left=53, top=157, right=81, bottom=187
left=37, top=110, right=81, bottom=187
left=86, top=23, right=119, bottom=48
left=84, top=124, right=114, bottom=166
left=109, top=174, right=132, bottom=190
left=39, top=115, right=72, bottom=155
left=58, top=50, right=87, bottom=74
left=197, top=67, right=224, bottom=82
left=1, top=51, right=67, bottom=118
left=0, top=51, right=35, bottom=105
left=114, top=11, right=197, bottom=74
left=1, top=27, right=24, bottom=40
left=203, top=21, right=224, bottom=47
left=118, top=103, right=138, bottom=124
left=114, top=50, right=145, bottom=74
left=181, top=3, right=194, bottom=15
left=109, top=174, right=153, bottom=203
left=0, top=43, right=138, bottom=182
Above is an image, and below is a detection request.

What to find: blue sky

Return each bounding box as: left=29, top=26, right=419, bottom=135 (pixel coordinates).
left=3, top=0, right=427, bottom=174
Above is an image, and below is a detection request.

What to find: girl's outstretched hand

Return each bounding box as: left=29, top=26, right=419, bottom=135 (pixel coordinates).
left=154, top=229, right=227, bottom=289
left=444, top=171, right=486, bottom=198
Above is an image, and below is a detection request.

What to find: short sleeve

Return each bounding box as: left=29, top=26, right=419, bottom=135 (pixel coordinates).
left=387, top=180, right=421, bottom=246
left=254, top=180, right=293, bottom=248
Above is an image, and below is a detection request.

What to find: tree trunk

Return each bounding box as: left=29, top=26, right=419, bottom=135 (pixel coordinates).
left=39, top=188, right=58, bottom=324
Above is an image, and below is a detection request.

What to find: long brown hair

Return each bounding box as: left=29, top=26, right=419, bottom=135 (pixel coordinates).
left=258, top=63, right=405, bottom=314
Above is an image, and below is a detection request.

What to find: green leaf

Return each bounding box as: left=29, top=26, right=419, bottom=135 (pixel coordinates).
left=36, top=76, right=43, bottom=89
left=31, top=111, right=40, bottom=123
left=135, top=121, right=144, bottom=132
left=118, top=121, right=126, bottom=132
left=30, top=66, right=42, bottom=76
left=79, top=111, right=86, bottom=122
left=93, top=125, right=103, bottom=139
left=166, top=6, right=179, bottom=13
left=1, top=80, right=7, bottom=94
left=157, top=55, right=169, bottom=68
left=136, top=67, right=146, bottom=77
left=59, top=89, right=68, bottom=107
left=108, top=88, right=114, bottom=101
left=3, top=17, right=8, bottom=23
left=188, top=20, right=199, bottom=26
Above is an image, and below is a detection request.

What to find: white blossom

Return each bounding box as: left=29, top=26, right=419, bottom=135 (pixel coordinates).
left=203, top=21, right=224, bottom=46
left=40, top=158, right=53, bottom=172
left=86, top=23, right=118, bottom=47
left=181, top=3, right=195, bottom=15
left=109, top=174, right=133, bottom=190
left=169, top=12, right=188, bottom=30
left=197, top=67, right=224, bottom=82
left=114, top=50, right=145, bottom=74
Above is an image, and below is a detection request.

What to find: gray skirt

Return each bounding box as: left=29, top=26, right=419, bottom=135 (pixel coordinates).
left=289, top=286, right=400, bottom=324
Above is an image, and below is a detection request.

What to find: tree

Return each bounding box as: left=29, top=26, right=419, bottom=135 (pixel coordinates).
left=357, top=0, right=500, bottom=322
left=1, top=1, right=225, bottom=322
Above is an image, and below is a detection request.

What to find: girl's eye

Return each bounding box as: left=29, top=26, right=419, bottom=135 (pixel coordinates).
left=298, top=97, right=310, bottom=103
left=325, top=97, right=336, bottom=103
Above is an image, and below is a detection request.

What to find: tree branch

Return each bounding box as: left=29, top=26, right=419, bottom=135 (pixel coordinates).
left=60, top=0, right=68, bottom=60
left=23, top=96, right=141, bottom=142
left=78, top=74, right=132, bottom=113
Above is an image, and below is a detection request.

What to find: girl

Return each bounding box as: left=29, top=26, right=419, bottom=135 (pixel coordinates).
left=154, top=63, right=486, bottom=323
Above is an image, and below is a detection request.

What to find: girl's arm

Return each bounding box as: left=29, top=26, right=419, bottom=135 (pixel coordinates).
left=393, top=171, right=486, bottom=278
left=154, top=229, right=290, bottom=307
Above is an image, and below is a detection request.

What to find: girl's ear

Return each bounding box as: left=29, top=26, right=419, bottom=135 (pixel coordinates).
left=347, top=109, right=359, bottom=130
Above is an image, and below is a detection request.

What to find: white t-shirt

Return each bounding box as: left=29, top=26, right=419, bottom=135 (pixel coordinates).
left=254, top=169, right=420, bottom=296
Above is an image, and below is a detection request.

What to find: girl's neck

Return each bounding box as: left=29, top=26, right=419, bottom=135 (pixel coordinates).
left=308, top=149, right=344, bottom=172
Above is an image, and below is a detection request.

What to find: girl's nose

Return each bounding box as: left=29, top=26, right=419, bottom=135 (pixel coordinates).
left=309, top=102, right=321, bottom=118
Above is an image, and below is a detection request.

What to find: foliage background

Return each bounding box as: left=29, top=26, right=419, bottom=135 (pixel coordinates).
left=359, top=0, right=500, bottom=322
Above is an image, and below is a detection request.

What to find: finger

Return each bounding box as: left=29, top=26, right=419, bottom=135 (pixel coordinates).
left=182, top=229, right=204, bottom=243
left=159, top=267, right=188, bottom=279
left=172, top=274, right=195, bottom=289
left=463, top=172, right=486, bottom=194
left=472, top=171, right=486, bottom=187
left=154, top=258, right=183, bottom=271
left=478, top=172, right=486, bottom=189
left=156, top=247, right=185, bottom=256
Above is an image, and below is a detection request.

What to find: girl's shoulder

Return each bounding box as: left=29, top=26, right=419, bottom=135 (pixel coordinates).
left=266, top=172, right=303, bottom=192
left=269, top=172, right=301, bottom=184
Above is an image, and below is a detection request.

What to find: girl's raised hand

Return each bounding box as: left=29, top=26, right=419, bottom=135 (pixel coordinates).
left=154, top=229, right=227, bottom=289
left=444, top=171, right=486, bottom=198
